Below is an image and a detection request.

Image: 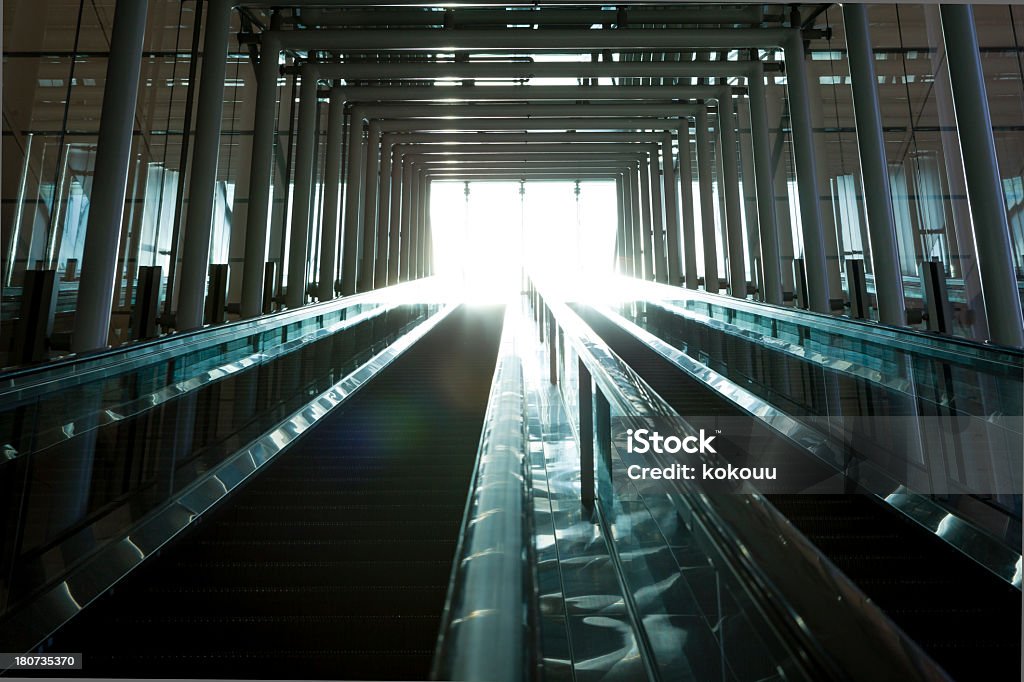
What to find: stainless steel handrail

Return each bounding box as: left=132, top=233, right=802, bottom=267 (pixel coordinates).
left=617, top=277, right=1024, bottom=370
left=432, top=305, right=536, bottom=682
left=0, top=303, right=457, bottom=652
left=594, top=303, right=1024, bottom=590
left=0, top=278, right=439, bottom=400
left=529, top=275, right=951, bottom=682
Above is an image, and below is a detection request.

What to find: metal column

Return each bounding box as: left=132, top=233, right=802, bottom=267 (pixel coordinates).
left=341, top=110, right=364, bottom=294
left=318, top=86, right=345, bottom=302
left=696, top=109, right=718, bottom=292
left=649, top=149, right=669, bottom=283
left=747, top=64, right=784, bottom=305
left=375, top=136, right=393, bottom=286
left=359, top=122, right=381, bottom=291
left=678, top=122, right=699, bottom=289
left=662, top=132, right=682, bottom=285
left=240, top=32, right=282, bottom=319
left=72, top=0, right=148, bottom=352
left=615, top=176, right=628, bottom=274
left=387, top=147, right=403, bottom=284
left=940, top=4, right=1024, bottom=346
left=285, top=75, right=318, bottom=309
left=399, top=162, right=414, bottom=281
left=844, top=4, right=906, bottom=326
left=638, top=156, right=655, bottom=280
left=177, top=0, right=231, bottom=330
left=784, top=32, right=831, bottom=313
left=628, top=166, right=644, bottom=278
left=719, top=95, right=746, bottom=299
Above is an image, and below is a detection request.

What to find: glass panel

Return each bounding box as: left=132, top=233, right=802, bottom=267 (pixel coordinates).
left=0, top=301, right=440, bottom=615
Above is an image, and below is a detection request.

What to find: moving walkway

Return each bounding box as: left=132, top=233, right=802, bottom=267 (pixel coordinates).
left=576, top=303, right=1021, bottom=681
left=0, top=290, right=510, bottom=679
left=0, top=278, right=1020, bottom=681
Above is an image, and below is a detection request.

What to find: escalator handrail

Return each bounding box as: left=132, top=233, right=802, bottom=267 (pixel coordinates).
left=618, top=277, right=1024, bottom=372
left=0, top=279, right=436, bottom=401
left=595, top=303, right=1023, bottom=590
left=432, top=305, right=537, bottom=682
left=531, top=276, right=951, bottom=682
left=0, top=303, right=458, bottom=652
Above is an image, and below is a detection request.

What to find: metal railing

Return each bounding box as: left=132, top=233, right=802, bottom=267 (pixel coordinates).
left=432, top=305, right=537, bottom=682
left=0, top=301, right=454, bottom=652
left=527, top=275, right=950, bottom=682
left=0, top=278, right=440, bottom=401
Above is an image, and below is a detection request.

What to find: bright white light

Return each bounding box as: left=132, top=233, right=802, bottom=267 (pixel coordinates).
left=430, top=180, right=618, bottom=302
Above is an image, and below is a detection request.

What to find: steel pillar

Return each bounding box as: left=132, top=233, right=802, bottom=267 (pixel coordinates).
left=388, top=147, right=403, bottom=284
left=662, top=132, right=682, bottom=285
left=648, top=151, right=668, bottom=283
left=784, top=33, right=831, bottom=313
left=359, top=121, right=382, bottom=290
left=696, top=109, right=719, bottom=292
left=940, top=4, right=1024, bottom=346
left=638, top=156, right=654, bottom=280
left=746, top=64, right=784, bottom=305
left=844, top=4, right=906, bottom=326
left=678, top=123, right=699, bottom=289
left=628, top=167, right=644, bottom=279
left=375, top=136, right=394, bottom=286
left=318, top=87, right=345, bottom=302
left=177, top=0, right=231, bottom=331
left=285, top=75, right=319, bottom=309
left=340, top=110, right=363, bottom=294
left=72, top=0, right=148, bottom=352
left=400, top=162, right=414, bottom=282
left=720, top=95, right=746, bottom=299
left=240, top=32, right=283, bottom=319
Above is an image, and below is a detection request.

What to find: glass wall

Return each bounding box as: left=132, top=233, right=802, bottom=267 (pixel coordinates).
left=1, top=0, right=266, bottom=362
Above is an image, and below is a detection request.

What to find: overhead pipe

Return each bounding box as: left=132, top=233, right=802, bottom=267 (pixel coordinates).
left=300, top=60, right=781, bottom=81
left=294, top=6, right=775, bottom=29
left=269, top=28, right=821, bottom=53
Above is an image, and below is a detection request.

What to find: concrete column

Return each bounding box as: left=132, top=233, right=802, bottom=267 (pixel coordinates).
left=375, top=135, right=393, bottom=285
left=341, top=109, right=365, bottom=294
left=662, top=132, right=682, bottom=285
left=176, top=0, right=231, bottom=330
left=747, top=66, right=784, bottom=306
left=678, top=123, right=699, bottom=289
left=358, top=121, right=381, bottom=290
left=844, top=5, right=906, bottom=326
left=73, top=0, right=148, bottom=351
left=784, top=33, right=831, bottom=313
left=719, top=95, right=746, bottom=299
left=285, top=75, right=318, bottom=309
left=317, top=87, right=345, bottom=302
left=240, top=30, right=282, bottom=318
left=387, top=146, right=403, bottom=284
left=696, top=109, right=718, bottom=292
left=940, top=4, right=1024, bottom=346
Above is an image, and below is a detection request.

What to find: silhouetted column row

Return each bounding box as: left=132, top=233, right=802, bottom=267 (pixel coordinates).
left=67, top=6, right=1024, bottom=352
